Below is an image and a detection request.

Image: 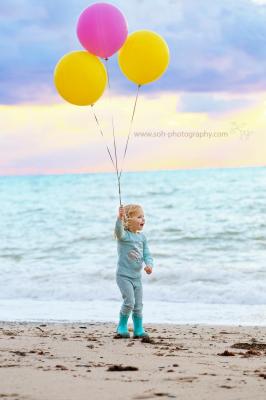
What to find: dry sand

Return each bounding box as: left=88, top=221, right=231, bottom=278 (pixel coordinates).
left=0, top=322, right=266, bottom=399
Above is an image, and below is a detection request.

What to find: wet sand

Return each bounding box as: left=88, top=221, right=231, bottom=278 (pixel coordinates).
left=0, top=322, right=266, bottom=399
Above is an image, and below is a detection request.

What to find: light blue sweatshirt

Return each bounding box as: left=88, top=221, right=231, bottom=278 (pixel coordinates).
left=115, top=218, right=154, bottom=279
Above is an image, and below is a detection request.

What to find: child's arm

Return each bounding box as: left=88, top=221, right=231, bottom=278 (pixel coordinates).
left=115, top=205, right=127, bottom=240
left=143, top=236, right=154, bottom=274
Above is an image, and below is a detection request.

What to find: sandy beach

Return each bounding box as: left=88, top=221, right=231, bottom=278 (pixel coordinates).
left=0, top=322, right=265, bottom=399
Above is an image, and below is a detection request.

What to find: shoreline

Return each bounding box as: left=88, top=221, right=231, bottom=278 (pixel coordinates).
left=1, top=299, right=266, bottom=326
left=0, top=322, right=265, bottom=399
left=1, top=320, right=266, bottom=328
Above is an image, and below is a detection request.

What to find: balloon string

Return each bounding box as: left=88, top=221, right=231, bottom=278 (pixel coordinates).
left=105, top=58, right=122, bottom=206
left=90, top=105, right=116, bottom=171
left=118, top=84, right=141, bottom=181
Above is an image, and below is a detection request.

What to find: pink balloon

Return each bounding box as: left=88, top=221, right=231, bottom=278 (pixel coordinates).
left=77, top=3, right=128, bottom=59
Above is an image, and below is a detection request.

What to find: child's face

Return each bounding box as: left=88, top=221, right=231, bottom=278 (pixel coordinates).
left=128, top=208, right=145, bottom=232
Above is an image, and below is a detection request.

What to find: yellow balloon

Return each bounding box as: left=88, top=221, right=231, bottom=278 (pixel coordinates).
left=54, top=51, right=107, bottom=106
left=118, top=30, right=170, bottom=85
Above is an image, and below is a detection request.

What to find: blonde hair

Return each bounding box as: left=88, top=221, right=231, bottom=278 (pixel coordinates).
left=123, top=204, right=143, bottom=230
left=114, top=204, right=143, bottom=239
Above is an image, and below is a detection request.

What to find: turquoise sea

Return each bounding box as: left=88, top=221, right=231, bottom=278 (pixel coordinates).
left=0, top=167, right=265, bottom=325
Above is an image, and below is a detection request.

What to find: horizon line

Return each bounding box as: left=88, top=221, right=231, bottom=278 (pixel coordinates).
left=0, top=164, right=265, bottom=179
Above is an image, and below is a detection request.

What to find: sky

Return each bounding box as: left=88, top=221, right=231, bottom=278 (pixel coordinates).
left=0, top=0, right=266, bottom=175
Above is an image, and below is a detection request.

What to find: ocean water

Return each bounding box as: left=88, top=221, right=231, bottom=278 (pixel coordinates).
left=0, top=167, right=266, bottom=325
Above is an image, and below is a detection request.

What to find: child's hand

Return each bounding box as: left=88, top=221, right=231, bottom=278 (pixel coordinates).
left=118, top=205, right=125, bottom=220
left=144, top=265, right=153, bottom=274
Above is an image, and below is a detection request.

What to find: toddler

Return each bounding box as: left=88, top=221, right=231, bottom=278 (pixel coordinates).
left=115, top=204, right=153, bottom=338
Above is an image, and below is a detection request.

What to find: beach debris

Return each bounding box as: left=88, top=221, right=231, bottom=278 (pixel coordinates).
left=35, top=326, right=45, bottom=333
left=92, top=362, right=105, bottom=367
left=220, top=385, right=233, bottom=389
left=75, top=364, right=91, bottom=368
left=241, top=349, right=262, bottom=357
left=217, top=350, right=235, bottom=356
left=176, top=376, right=198, bottom=383
left=107, top=364, right=138, bottom=371
left=55, top=364, right=68, bottom=370
left=10, top=351, right=26, bottom=357
left=218, top=345, right=263, bottom=358
left=231, top=342, right=266, bottom=351
left=141, top=336, right=155, bottom=344
left=1, top=330, right=17, bottom=337
left=201, top=372, right=217, bottom=376
left=113, top=334, right=130, bottom=339
left=86, top=336, right=98, bottom=341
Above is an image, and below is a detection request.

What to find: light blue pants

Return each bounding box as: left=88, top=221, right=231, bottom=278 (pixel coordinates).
left=116, top=274, right=143, bottom=317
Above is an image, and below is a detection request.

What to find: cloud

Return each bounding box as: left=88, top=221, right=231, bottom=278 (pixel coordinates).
left=1, top=0, right=266, bottom=104
left=0, top=1, right=47, bottom=22
left=179, top=92, right=257, bottom=114
left=1, top=91, right=266, bottom=176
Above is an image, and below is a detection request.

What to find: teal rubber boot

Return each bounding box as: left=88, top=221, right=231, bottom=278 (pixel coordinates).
left=116, top=313, right=130, bottom=338
left=132, top=314, right=149, bottom=338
